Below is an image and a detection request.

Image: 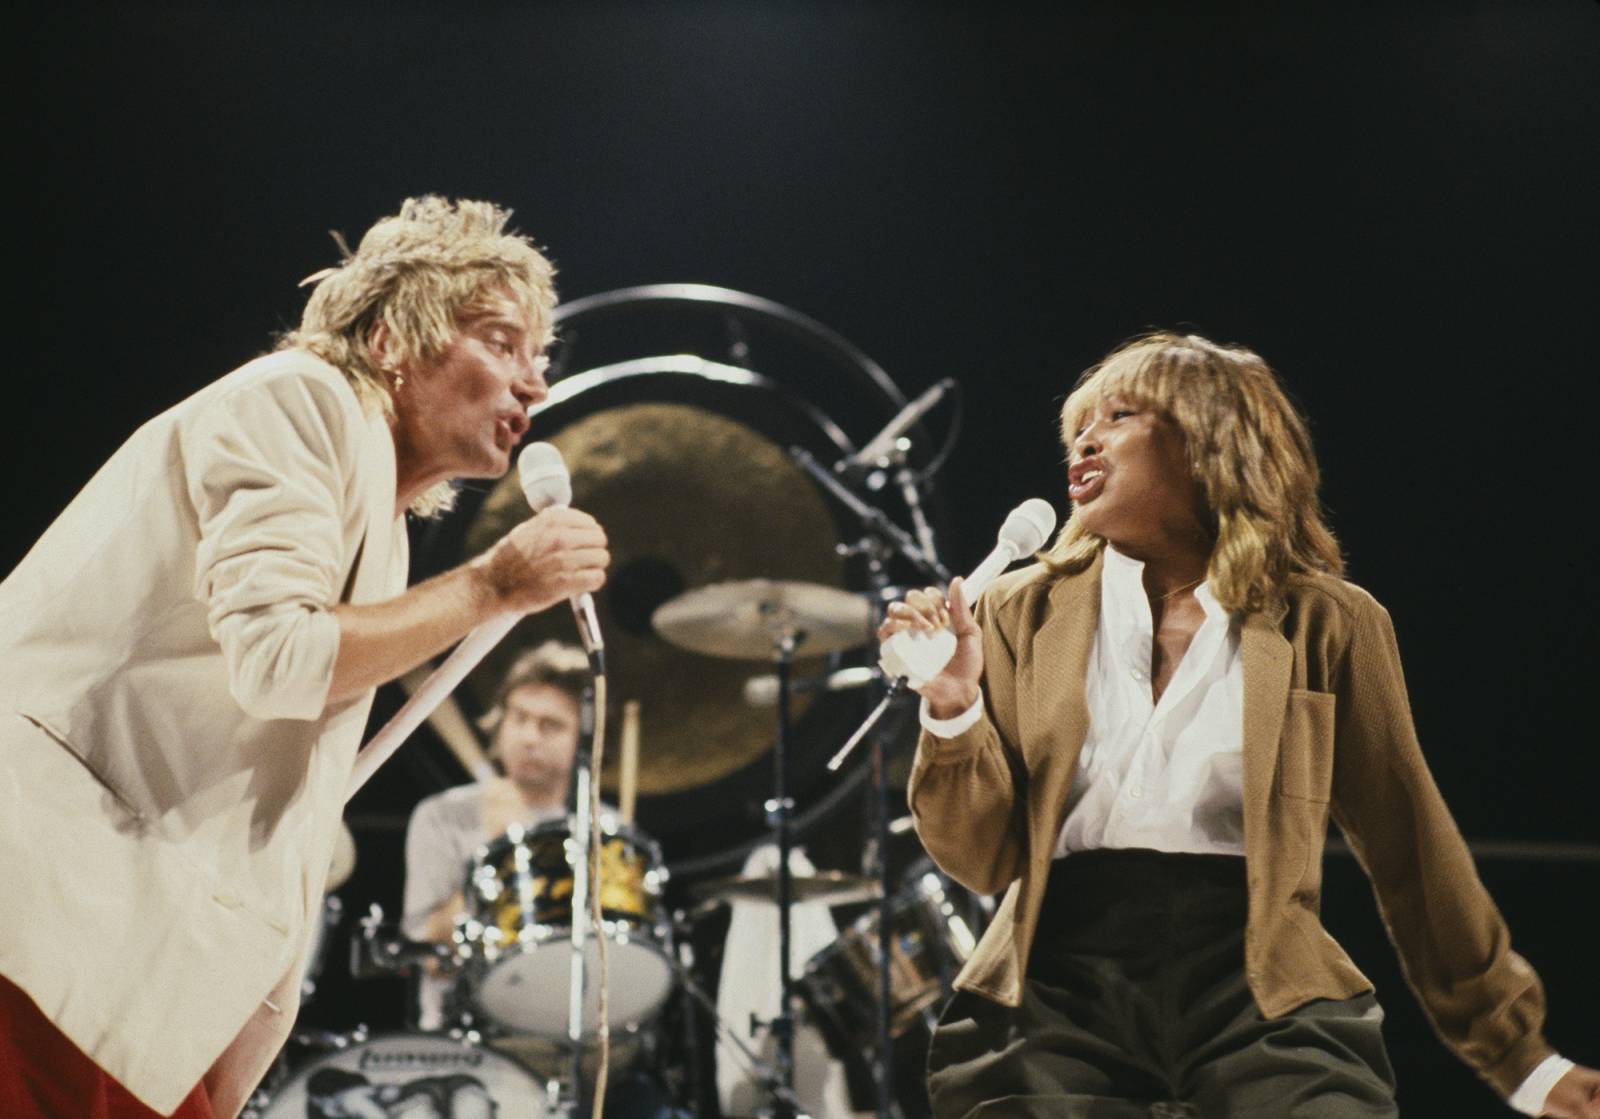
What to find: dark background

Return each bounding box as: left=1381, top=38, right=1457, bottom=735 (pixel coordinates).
left=15, top=2, right=1598, bottom=1114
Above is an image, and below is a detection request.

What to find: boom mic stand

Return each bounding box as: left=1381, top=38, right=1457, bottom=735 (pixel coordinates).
left=788, top=447, right=949, bottom=588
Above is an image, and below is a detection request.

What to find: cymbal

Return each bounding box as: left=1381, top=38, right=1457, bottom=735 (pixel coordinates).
left=653, top=579, right=873, bottom=661
left=692, top=868, right=881, bottom=907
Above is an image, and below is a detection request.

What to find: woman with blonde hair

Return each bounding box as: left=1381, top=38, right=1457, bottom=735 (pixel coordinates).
left=882, top=333, right=1597, bottom=1118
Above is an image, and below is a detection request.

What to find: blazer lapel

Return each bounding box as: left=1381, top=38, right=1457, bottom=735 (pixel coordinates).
left=346, top=409, right=402, bottom=605
left=1240, top=601, right=1292, bottom=849
left=1032, top=553, right=1102, bottom=835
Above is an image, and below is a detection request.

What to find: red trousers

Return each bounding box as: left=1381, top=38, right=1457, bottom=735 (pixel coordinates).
left=0, top=973, right=215, bottom=1119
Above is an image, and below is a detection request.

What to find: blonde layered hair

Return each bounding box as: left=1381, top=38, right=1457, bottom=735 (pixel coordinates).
left=1041, top=332, right=1343, bottom=614
left=279, top=195, right=558, bottom=516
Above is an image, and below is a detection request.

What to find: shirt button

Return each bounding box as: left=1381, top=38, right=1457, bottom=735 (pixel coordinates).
left=1127, top=785, right=1144, bottom=800
left=213, top=889, right=242, bottom=908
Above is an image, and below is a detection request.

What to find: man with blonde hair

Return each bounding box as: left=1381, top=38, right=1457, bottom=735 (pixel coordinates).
left=0, top=197, right=608, bottom=1119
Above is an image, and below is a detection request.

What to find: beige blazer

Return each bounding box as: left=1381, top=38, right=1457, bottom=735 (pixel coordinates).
left=908, top=554, right=1554, bottom=1101
left=0, top=352, right=407, bottom=1117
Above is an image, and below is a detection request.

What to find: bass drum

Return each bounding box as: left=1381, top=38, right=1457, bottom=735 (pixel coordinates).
left=251, top=1033, right=550, bottom=1118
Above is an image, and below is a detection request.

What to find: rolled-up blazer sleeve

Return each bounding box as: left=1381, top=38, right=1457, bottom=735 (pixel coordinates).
left=181, top=369, right=359, bottom=722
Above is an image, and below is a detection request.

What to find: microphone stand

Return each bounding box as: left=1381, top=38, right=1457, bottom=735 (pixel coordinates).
left=766, top=627, right=801, bottom=1119
left=886, top=439, right=940, bottom=571
left=825, top=445, right=945, bottom=1119
left=564, top=680, right=598, bottom=1116
left=870, top=733, right=897, bottom=1119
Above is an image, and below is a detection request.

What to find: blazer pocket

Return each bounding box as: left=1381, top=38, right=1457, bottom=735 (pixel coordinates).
left=1277, top=689, right=1335, bottom=802
left=20, top=712, right=148, bottom=823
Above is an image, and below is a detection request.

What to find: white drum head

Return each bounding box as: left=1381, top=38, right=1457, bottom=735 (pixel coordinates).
left=255, top=1033, right=548, bottom=1118
left=477, top=938, right=675, bottom=1037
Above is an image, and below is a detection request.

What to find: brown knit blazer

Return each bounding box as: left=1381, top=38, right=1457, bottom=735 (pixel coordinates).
left=908, top=553, right=1554, bottom=1100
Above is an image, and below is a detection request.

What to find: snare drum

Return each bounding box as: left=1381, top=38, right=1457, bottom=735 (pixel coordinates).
left=457, top=816, right=674, bottom=1038
left=249, top=1032, right=550, bottom=1118
left=799, top=860, right=980, bottom=1054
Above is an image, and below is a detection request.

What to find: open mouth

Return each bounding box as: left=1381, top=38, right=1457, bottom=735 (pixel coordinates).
left=1068, top=464, right=1106, bottom=502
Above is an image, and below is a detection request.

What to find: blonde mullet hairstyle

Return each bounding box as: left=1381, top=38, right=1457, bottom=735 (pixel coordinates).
left=278, top=196, right=558, bottom=517
left=1041, top=332, right=1343, bottom=614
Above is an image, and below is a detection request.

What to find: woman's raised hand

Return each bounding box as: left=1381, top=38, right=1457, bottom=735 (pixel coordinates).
left=877, top=576, right=984, bottom=720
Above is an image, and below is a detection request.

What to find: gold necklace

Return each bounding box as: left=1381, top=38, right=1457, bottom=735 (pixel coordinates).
left=1158, top=576, right=1203, bottom=602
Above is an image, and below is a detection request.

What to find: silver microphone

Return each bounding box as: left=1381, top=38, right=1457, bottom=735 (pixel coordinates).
left=518, top=443, right=605, bottom=672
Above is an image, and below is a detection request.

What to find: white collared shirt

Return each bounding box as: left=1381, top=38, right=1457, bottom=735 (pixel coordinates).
left=920, top=545, right=1246, bottom=858
left=1054, top=544, right=1245, bottom=857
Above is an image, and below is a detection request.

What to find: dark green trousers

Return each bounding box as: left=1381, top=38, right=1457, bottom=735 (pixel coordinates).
left=927, top=850, right=1398, bottom=1119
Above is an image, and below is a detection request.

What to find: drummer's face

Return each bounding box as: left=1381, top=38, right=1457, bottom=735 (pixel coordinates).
left=495, top=683, right=581, bottom=796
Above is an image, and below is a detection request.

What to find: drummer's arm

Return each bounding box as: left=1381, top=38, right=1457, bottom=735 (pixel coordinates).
left=417, top=891, right=468, bottom=944
left=402, top=798, right=469, bottom=945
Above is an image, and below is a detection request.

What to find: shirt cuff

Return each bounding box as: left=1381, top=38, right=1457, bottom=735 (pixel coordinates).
left=1509, top=1054, right=1574, bottom=1117
left=919, top=694, right=984, bottom=738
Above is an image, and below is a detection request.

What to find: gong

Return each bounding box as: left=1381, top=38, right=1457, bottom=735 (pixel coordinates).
left=459, top=356, right=858, bottom=795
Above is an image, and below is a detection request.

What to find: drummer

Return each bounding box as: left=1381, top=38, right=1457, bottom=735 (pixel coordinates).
left=402, top=639, right=591, bottom=1028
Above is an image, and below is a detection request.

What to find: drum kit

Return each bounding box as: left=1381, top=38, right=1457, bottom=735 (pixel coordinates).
left=248, top=286, right=992, bottom=1119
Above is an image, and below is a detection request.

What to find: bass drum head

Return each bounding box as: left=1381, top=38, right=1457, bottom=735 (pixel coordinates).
left=476, top=937, right=675, bottom=1038
left=255, top=1033, right=548, bottom=1118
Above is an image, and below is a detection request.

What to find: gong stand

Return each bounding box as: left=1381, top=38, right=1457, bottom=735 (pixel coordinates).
left=813, top=435, right=949, bottom=1119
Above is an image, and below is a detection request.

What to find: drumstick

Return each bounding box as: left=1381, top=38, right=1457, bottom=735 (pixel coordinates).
left=619, top=700, right=640, bottom=824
